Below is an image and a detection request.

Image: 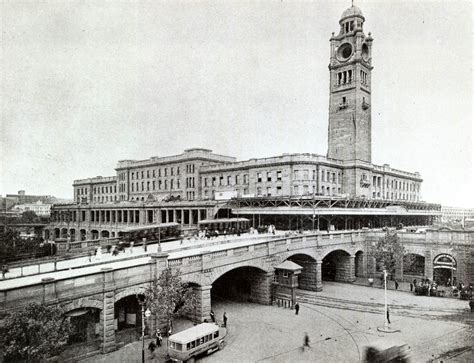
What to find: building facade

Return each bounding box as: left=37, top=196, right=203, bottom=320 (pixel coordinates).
left=48, top=5, right=434, bottom=241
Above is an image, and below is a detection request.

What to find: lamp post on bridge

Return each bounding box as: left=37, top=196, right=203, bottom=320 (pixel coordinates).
left=138, top=296, right=151, bottom=363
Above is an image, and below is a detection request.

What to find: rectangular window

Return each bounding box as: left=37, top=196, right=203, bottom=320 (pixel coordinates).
left=257, top=172, right=262, bottom=183
left=147, top=170, right=150, bottom=178
left=164, top=168, right=168, bottom=177
left=141, top=171, right=144, bottom=179
left=294, top=170, right=300, bottom=180
left=219, top=176, right=224, bottom=186
left=153, top=170, right=155, bottom=178
left=322, top=170, right=325, bottom=182
left=257, top=187, right=262, bottom=196
left=276, top=186, right=282, bottom=195
left=235, top=175, right=239, bottom=185
left=244, top=174, right=249, bottom=184
left=267, top=171, right=272, bottom=182
left=303, top=169, right=309, bottom=180
left=267, top=187, right=271, bottom=196
left=227, top=175, right=231, bottom=185
left=277, top=171, right=282, bottom=181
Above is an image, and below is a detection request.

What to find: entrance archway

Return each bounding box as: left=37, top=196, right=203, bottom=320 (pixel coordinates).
left=114, top=295, right=145, bottom=346
left=433, top=254, right=457, bottom=285
left=212, top=266, right=271, bottom=305
left=91, top=230, right=99, bottom=240
left=101, top=230, right=110, bottom=238
left=322, top=250, right=354, bottom=282
left=66, top=308, right=101, bottom=345
left=403, top=253, right=425, bottom=278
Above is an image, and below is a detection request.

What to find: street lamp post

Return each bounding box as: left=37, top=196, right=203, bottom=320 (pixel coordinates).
left=138, top=298, right=151, bottom=363
left=383, top=269, right=388, bottom=329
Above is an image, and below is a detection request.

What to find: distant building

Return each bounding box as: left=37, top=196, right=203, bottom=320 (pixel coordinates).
left=5, top=190, right=57, bottom=205
left=13, top=201, right=52, bottom=217
left=440, top=206, right=474, bottom=223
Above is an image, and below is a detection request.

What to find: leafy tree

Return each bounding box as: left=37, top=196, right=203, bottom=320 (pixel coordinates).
left=0, top=229, right=48, bottom=263
left=145, top=268, right=197, bottom=325
left=20, top=211, right=39, bottom=223
left=2, top=303, right=72, bottom=362
left=372, top=231, right=414, bottom=277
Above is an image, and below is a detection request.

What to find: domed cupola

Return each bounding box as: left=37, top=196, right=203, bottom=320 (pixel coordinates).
left=339, top=5, right=365, bottom=34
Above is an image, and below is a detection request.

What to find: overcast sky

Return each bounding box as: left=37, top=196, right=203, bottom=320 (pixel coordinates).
left=1, top=0, right=472, bottom=207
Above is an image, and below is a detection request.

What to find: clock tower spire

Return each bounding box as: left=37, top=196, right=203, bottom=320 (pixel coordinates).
left=327, top=5, right=373, bottom=162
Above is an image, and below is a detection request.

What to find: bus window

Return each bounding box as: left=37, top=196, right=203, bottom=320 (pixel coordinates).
left=190, top=341, right=195, bottom=349
left=200, top=337, right=205, bottom=344
left=186, top=343, right=191, bottom=351
left=214, top=331, right=219, bottom=338
left=176, top=343, right=182, bottom=351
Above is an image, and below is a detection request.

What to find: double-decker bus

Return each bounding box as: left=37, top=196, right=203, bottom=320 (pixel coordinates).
left=118, top=222, right=181, bottom=247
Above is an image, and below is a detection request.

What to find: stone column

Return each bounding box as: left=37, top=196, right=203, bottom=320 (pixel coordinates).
left=194, top=285, right=212, bottom=322
left=100, top=268, right=116, bottom=353
left=424, top=249, right=433, bottom=280
left=335, top=255, right=355, bottom=283
left=294, top=260, right=322, bottom=292
left=315, top=259, right=323, bottom=291
left=250, top=272, right=274, bottom=305
left=188, top=209, right=193, bottom=226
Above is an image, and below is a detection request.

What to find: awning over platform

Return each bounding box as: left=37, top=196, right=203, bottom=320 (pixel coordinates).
left=231, top=207, right=441, bottom=216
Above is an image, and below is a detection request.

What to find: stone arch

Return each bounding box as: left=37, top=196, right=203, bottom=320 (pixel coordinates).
left=320, top=247, right=354, bottom=261
left=80, top=229, right=87, bottom=241
left=285, top=253, right=318, bottom=291
left=211, top=264, right=273, bottom=305
left=114, top=285, right=147, bottom=303
left=321, top=249, right=355, bottom=283
left=91, top=230, right=99, bottom=240
left=101, top=230, right=110, bottom=238
left=60, top=296, right=103, bottom=313
left=60, top=228, right=68, bottom=239
left=209, top=261, right=271, bottom=284
left=69, top=229, right=76, bottom=242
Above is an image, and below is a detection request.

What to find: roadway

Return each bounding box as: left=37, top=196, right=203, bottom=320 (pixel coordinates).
left=0, top=231, right=288, bottom=291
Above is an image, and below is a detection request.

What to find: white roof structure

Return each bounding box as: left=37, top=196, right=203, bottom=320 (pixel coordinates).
left=169, top=323, right=219, bottom=344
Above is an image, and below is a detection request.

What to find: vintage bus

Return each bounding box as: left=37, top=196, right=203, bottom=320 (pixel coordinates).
left=168, top=323, right=225, bottom=363
left=118, top=222, right=181, bottom=247
left=198, top=218, right=250, bottom=235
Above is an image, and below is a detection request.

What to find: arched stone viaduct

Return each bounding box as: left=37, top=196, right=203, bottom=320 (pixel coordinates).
left=0, top=232, right=366, bottom=355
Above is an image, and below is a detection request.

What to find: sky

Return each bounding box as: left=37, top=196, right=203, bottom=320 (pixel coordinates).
left=0, top=0, right=472, bottom=207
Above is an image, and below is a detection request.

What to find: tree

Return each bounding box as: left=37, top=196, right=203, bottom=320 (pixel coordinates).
left=144, top=268, right=197, bottom=325
left=372, top=231, right=414, bottom=278
left=2, top=303, right=72, bottom=362
left=20, top=211, right=39, bottom=223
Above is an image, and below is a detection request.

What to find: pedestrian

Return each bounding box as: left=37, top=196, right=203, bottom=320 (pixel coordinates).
left=386, top=307, right=391, bottom=324
left=210, top=310, right=216, bottom=323
left=295, top=302, right=300, bottom=315
left=148, top=340, right=156, bottom=358
left=88, top=250, right=92, bottom=262
left=156, top=328, right=162, bottom=347
left=223, top=312, right=228, bottom=327
left=302, top=332, right=310, bottom=351
left=413, top=278, right=417, bottom=288
left=395, top=280, right=399, bottom=290
left=410, top=282, right=413, bottom=292
left=1, top=264, right=8, bottom=279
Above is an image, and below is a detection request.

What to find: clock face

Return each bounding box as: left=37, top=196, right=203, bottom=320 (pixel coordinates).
left=337, top=43, right=353, bottom=61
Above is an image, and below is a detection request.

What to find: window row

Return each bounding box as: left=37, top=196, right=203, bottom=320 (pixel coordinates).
left=130, top=166, right=181, bottom=180
left=76, top=187, right=88, bottom=196
left=203, top=174, right=250, bottom=187
left=93, top=185, right=116, bottom=194
left=130, top=179, right=181, bottom=192
left=337, top=70, right=353, bottom=85
left=257, top=171, right=283, bottom=183
left=360, top=70, right=368, bottom=85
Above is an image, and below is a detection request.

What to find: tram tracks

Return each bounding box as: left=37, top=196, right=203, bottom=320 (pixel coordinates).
left=296, top=290, right=466, bottom=320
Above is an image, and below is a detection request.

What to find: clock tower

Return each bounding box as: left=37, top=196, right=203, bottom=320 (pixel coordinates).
left=327, top=5, right=373, bottom=162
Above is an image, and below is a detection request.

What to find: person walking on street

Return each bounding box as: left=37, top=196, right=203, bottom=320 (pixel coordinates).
left=148, top=341, right=156, bottom=359
left=395, top=280, right=399, bottom=290
left=223, top=312, right=228, bottom=327
left=156, top=328, right=162, bottom=347
left=386, top=307, right=391, bottom=324
left=210, top=310, right=216, bottom=323
left=295, top=302, right=300, bottom=315
left=302, top=332, right=310, bottom=351
left=410, top=282, right=413, bottom=292
left=1, top=264, right=8, bottom=279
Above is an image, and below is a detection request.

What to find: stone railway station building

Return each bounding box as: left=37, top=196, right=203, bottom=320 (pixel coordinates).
left=47, top=5, right=436, bottom=241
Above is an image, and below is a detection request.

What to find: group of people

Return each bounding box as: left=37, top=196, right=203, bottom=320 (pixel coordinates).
left=197, top=228, right=243, bottom=240
left=207, top=309, right=228, bottom=327
left=410, top=278, right=473, bottom=300
left=249, top=224, right=277, bottom=235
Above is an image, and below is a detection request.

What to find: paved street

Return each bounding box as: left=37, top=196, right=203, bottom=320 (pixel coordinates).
left=0, top=231, right=284, bottom=289
left=83, top=282, right=473, bottom=362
